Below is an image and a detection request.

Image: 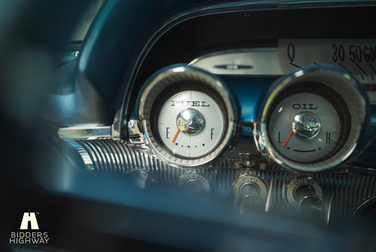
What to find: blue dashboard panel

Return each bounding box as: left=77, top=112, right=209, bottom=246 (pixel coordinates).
left=370, top=105, right=376, bottom=126
left=219, top=75, right=280, bottom=124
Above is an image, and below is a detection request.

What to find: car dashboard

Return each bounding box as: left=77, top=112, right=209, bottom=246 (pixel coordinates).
left=3, top=0, right=376, bottom=251
left=59, top=0, right=376, bottom=223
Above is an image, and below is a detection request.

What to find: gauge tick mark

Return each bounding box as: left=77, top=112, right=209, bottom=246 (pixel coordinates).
left=338, top=63, right=352, bottom=74
left=356, top=63, right=367, bottom=75
left=313, top=62, right=321, bottom=67
left=289, top=62, right=301, bottom=68
left=370, top=63, right=376, bottom=74
left=293, top=149, right=316, bottom=153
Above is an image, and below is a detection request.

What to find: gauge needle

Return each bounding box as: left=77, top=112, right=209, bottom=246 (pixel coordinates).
left=171, top=129, right=180, bottom=143
left=283, top=131, right=294, bottom=148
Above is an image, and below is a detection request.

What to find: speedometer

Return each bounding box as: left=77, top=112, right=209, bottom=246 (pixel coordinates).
left=138, top=65, right=237, bottom=167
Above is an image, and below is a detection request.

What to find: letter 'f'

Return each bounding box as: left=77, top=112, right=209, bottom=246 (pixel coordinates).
left=20, top=212, right=39, bottom=230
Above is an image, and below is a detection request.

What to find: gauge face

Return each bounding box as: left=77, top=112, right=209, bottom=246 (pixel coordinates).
left=269, top=92, right=341, bottom=163
left=258, top=64, right=370, bottom=172
left=156, top=90, right=225, bottom=159
left=139, top=66, right=237, bottom=167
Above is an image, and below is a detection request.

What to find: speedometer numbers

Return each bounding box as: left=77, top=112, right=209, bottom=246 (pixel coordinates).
left=258, top=65, right=368, bottom=172
left=139, top=66, right=237, bottom=168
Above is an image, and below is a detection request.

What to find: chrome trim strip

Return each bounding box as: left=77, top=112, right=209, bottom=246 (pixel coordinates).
left=111, top=110, right=122, bottom=140
left=189, top=48, right=283, bottom=75
left=58, top=126, right=111, bottom=139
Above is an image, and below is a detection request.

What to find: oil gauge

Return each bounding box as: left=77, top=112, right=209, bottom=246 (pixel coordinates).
left=268, top=91, right=344, bottom=163
left=257, top=65, right=368, bottom=172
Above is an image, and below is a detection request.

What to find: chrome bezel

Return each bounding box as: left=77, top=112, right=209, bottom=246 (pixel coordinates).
left=232, top=175, right=268, bottom=201
left=353, top=197, right=376, bottom=220
left=259, top=65, right=368, bottom=172
left=177, top=172, right=211, bottom=193
left=286, top=178, right=323, bottom=209
left=138, top=65, right=237, bottom=168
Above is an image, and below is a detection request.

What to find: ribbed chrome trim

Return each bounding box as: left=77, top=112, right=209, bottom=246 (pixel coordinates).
left=76, top=139, right=168, bottom=176
left=74, top=139, right=376, bottom=221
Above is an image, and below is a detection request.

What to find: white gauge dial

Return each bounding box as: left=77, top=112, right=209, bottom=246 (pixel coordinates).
left=269, top=93, right=341, bottom=163
left=157, top=90, right=225, bottom=158
left=259, top=65, right=368, bottom=172
left=139, top=65, right=237, bottom=167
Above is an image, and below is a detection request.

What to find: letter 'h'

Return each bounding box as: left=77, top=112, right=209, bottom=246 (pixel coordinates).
left=20, top=212, right=39, bottom=230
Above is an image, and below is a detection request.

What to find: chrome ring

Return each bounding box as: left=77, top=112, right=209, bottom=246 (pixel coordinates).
left=138, top=65, right=238, bottom=167
left=259, top=64, right=368, bottom=172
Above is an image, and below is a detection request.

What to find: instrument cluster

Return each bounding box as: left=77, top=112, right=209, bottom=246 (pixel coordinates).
left=135, top=40, right=375, bottom=173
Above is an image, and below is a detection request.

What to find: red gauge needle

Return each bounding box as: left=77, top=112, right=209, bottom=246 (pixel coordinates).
left=171, top=129, right=180, bottom=143
left=282, top=131, right=294, bottom=148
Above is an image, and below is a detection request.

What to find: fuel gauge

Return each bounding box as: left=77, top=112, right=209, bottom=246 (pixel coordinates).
left=156, top=89, right=226, bottom=159
left=139, top=65, right=237, bottom=167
